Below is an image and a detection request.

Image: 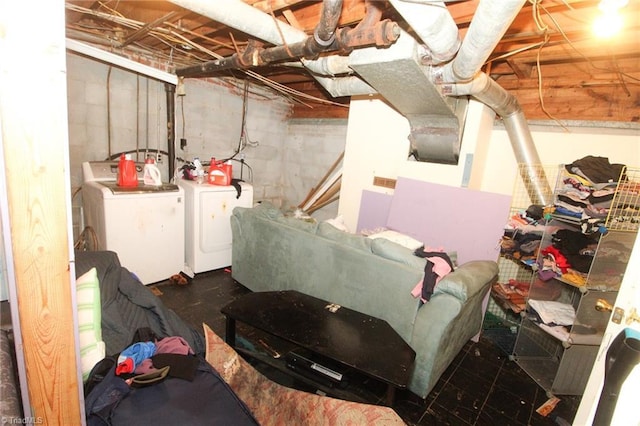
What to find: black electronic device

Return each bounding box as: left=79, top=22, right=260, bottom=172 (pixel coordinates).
left=285, top=349, right=347, bottom=388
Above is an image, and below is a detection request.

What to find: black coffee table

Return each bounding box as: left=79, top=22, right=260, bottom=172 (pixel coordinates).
left=221, top=290, right=415, bottom=405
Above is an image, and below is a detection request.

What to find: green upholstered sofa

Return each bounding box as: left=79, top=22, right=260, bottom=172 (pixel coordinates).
left=230, top=202, right=498, bottom=399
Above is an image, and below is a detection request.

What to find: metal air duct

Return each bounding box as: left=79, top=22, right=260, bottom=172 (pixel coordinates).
left=407, top=0, right=551, bottom=201
left=174, top=0, right=399, bottom=78
left=346, top=0, right=489, bottom=164
left=439, top=0, right=527, bottom=83
left=444, top=73, right=552, bottom=205
left=349, top=29, right=465, bottom=164
left=388, top=0, right=460, bottom=64
left=169, top=0, right=307, bottom=46
left=171, top=0, right=550, bottom=194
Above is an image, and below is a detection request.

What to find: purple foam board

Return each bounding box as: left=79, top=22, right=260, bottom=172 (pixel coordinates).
left=356, top=190, right=393, bottom=234
left=386, top=177, right=512, bottom=265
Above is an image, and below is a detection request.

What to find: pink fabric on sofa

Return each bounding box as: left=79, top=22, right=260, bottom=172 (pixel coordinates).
left=203, top=323, right=406, bottom=426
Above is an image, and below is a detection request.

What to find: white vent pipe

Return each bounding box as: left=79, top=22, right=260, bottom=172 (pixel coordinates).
left=315, top=75, right=377, bottom=97
left=171, top=0, right=549, bottom=200
left=169, top=0, right=353, bottom=80
left=444, top=73, right=552, bottom=205
left=388, top=0, right=460, bottom=64
left=441, top=0, right=526, bottom=83
left=169, top=0, right=307, bottom=45
left=300, top=56, right=352, bottom=77
left=399, top=0, right=549, bottom=201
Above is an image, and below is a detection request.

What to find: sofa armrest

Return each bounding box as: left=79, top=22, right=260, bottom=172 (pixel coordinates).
left=433, top=260, right=498, bottom=303
left=408, top=261, right=497, bottom=397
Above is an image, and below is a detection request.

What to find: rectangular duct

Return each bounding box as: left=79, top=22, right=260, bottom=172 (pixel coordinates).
left=349, top=31, right=463, bottom=164
left=406, top=114, right=461, bottom=164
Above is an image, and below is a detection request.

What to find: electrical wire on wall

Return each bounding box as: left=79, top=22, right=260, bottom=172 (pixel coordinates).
left=106, top=65, right=113, bottom=158
left=145, top=77, right=150, bottom=161
left=225, top=79, right=258, bottom=183
left=236, top=79, right=259, bottom=154
left=136, top=74, right=140, bottom=160
left=180, top=95, right=186, bottom=144
left=167, top=75, right=262, bottom=184
left=173, top=78, right=258, bottom=184
left=199, top=79, right=260, bottom=178
left=155, top=81, right=160, bottom=161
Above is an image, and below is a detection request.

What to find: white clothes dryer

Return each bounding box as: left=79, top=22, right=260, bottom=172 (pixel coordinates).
left=177, top=178, right=253, bottom=274
left=82, top=161, right=185, bottom=285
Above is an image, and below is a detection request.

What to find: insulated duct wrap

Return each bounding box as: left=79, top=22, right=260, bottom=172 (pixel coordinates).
left=444, top=73, right=552, bottom=205
left=349, top=31, right=463, bottom=164
left=406, top=115, right=461, bottom=164
left=388, top=0, right=460, bottom=64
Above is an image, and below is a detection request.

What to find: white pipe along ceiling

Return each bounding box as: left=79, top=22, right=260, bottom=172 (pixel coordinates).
left=169, top=0, right=552, bottom=204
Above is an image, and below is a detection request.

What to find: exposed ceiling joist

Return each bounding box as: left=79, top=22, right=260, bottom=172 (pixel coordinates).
left=64, top=0, right=640, bottom=122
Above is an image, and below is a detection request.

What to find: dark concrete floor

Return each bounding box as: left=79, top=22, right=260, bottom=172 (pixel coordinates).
left=152, top=268, right=582, bottom=426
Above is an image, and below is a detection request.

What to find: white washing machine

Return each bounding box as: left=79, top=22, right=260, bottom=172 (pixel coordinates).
left=178, top=178, right=253, bottom=274
left=82, top=161, right=185, bottom=285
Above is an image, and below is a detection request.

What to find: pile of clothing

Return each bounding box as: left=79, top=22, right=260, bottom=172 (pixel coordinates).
left=536, top=228, right=600, bottom=286
left=491, top=279, right=530, bottom=313
left=554, top=156, right=627, bottom=233
left=527, top=299, right=576, bottom=342
left=500, top=204, right=550, bottom=266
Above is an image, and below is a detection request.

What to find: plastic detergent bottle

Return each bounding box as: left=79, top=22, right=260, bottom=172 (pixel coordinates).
left=193, top=169, right=203, bottom=184
left=193, top=157, right=205, bottom=183
left=143, top=157, right=162, bottom=186
left=207, top=157, right=232, bottom=185
left=117, top=154, right=138, bottom=187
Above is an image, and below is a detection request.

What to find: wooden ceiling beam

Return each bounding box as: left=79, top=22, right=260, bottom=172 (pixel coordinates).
left=506, top=59, right=533, bottom=79
left=495, top=36, right=640, bottom=64
left=495, top=72, right=638, bottom=90
left=247, top=0, right=307, bottom=12
left=64, top=0, right=639, bottom=122
left=281, top=0, right=367, bottom=32
left=121, top=10, right=188, bottom=47
left=282, top=8, right=302, bottom=29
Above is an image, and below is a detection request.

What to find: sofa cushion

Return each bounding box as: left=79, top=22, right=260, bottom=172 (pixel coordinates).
left=323, top=215, right=350, bottom=232
left=433, top=260, right=498, bottom=302
left=251, top=202, right=284, bottom=220
left=317, top=222, right=372, bottom=252
left=370, top=238, right=425, bottom=270
left=367, top=230, right=423, bottom=251
left=275, top=216, right=319, bottom=233
left=434, top=274, right=471, bottom=302
left=76, top=267, right=106, bottom=380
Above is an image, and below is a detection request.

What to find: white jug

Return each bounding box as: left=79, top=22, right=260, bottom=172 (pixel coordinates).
left=143, top=158, right=162, bottom=186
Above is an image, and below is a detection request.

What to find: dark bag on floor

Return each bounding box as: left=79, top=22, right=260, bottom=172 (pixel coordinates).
left=85, top=355, right=259, bottom=426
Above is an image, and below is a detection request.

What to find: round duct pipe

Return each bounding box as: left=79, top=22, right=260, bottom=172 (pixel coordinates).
left=443, top=73, right=552, bottom=206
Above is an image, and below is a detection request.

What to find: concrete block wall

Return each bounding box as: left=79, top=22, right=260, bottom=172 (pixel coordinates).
left=66, top=52, right=351, bottom=239
left=66, top=53, right=168, bottom=240
left=66, top=51, right=350, bottom=242
left=66, top=53, right=168, bottom=184
left=283, top=119, right=348, bottom=223
left=176, top=78, right=292, bottom=207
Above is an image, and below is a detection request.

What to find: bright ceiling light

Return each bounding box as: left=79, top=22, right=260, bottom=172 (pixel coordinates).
left=593, top=11, right=624, bottom=38
left=592, top=0, right=628, bottom=38
left=598, top=0, right=628, bottom=12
